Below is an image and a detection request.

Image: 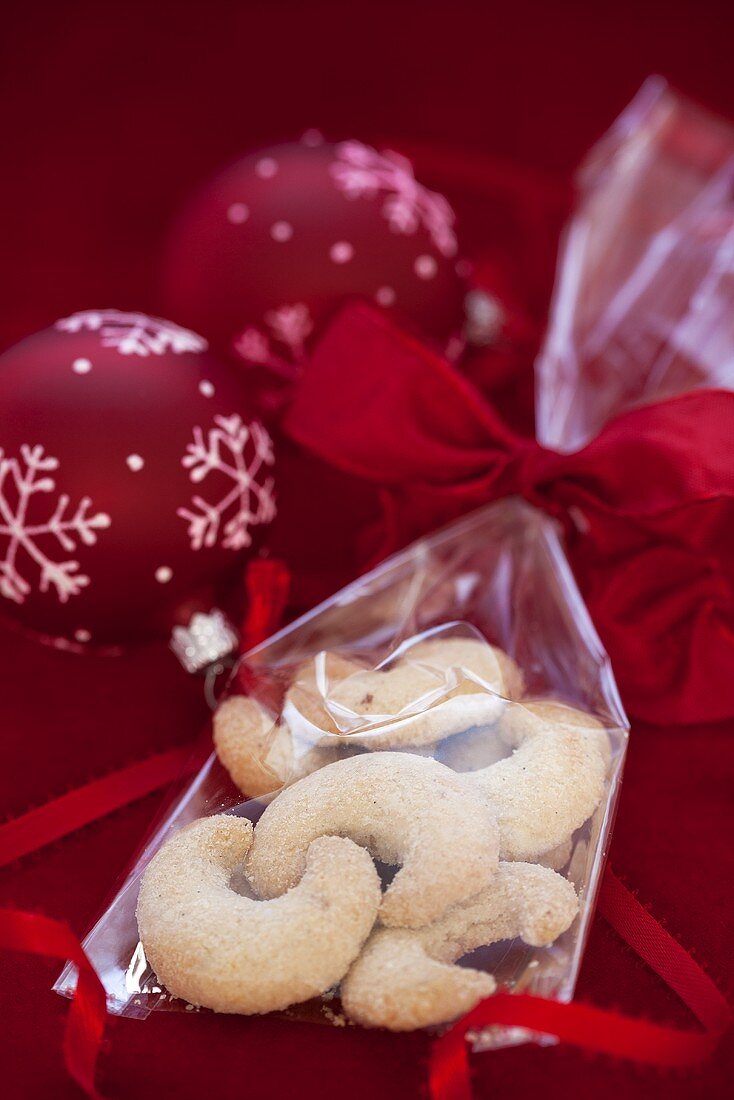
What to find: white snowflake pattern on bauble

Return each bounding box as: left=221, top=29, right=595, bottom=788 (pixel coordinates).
left=56, top=310, right=207, bottom=357
left=0, top=445, right=111, bottom=605
left=178, top=414, right=276, bottom=551
left=330, top=141, right=458, bottom=258
left=234, top=303, right=313, bottom=377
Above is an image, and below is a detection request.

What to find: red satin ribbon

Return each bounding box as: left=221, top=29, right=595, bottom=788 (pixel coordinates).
left=285, top=302, right=734, bottom=727
left=240, top=558, right=291, bottom=652
left=0, top=909, right=107, bottom=1098
left=0, top=746, right=201, bottom=869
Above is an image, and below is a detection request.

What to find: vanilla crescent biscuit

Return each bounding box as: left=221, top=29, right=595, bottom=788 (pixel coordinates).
left=213, top=697, right=289, bottom=797
left=329, top=692, right=504, bottom=750
left=500, top=699, right=611, bottom=762
left=341, top=862, right=578, bottom=1030
left=398, top=636, right=524, bottom=699
left=328, top=664, right=451, bottom=720
left=342, top=931, right=496, bottom=1031
left=246, top=752, right=500, bottom=928
left=323, top=647, right=506, bottom=749
left=213, top=696, right=341, bottom=798
left=136, top=815, right=381, bottom=1015
left=466, top=701, right=610, bottom=861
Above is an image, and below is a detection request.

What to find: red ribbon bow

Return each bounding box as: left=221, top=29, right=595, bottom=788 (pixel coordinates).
left=285, top=302, right=734, bottom=726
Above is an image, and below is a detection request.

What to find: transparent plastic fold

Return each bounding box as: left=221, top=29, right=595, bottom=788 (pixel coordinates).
left=536, top=76, right=734, bottom=452
left=57, top=500, right=628, bottom=1050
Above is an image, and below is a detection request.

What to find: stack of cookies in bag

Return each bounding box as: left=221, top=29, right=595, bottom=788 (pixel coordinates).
left=137, top=633, right=610, bottom=1030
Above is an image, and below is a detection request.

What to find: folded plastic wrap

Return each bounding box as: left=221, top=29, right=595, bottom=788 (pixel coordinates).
left=57, top=500, right=628, bottom=1049
left=536, top=76, right=734, bottom=452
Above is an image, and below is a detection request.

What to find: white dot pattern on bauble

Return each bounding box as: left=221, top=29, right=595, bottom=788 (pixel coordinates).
left=199, top=380, right=215, bottom=398
left=330, top=241, right=354, bottom=264
left=74, top=628, right=91, bottom=643
left=155, top=566, right=173, bottom=584
left=375, top=286, right=396, bottom=307
left=227, top=202, right=250, bottom=224
left=414, top=254, right=438, bottom=280
left=126, top=454, right=145, bottom=472
left=256, top=157, right=278, bottom=179
left=271, top=221, right=294, bottom=242
left=72, top=358, right=92, bottom=374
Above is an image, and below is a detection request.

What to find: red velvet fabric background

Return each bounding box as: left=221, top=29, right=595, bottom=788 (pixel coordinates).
left=1, top=2, right=732, bottom=1097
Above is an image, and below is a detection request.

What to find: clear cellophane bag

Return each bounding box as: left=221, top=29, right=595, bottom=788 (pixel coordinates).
left=536, top=76, right=734, bottom=452
left=57, top=499, right=628, bottom=1051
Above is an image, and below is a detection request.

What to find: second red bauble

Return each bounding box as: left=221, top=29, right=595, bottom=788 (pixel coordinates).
left=162, top=135, right=468, bottom=373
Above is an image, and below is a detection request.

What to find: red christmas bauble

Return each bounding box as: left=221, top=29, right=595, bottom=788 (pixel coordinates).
left=162, top=134, right=468, bottom=372
left=0, top=310, right=276, bottom=648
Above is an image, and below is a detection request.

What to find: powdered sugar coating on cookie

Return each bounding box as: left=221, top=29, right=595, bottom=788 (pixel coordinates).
left=136, top=815, right=380, bottom=1015
left=341, top=862, right=578, bottom=1029
left=467, top=702, right=610, bottom=860
left=398, top=636, right=524, bottom=699
left=246, top=752, right=499, bottom=928
left=213, top=695, right=342, bottom=797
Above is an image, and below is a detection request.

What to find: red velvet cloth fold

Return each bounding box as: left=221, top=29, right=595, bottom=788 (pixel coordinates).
left=285, top=303, right=734, bottom=725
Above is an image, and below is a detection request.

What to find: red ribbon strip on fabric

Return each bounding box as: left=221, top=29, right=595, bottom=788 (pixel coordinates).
left=0, top=746, right=201, bottom=869
left=0, top=559, right=292, bottom=870
left=285, top=302, right=734, bottom=727
left=429, top=868, right=732, bottom=1099
left=0, top=909, right=107, bottom=1098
